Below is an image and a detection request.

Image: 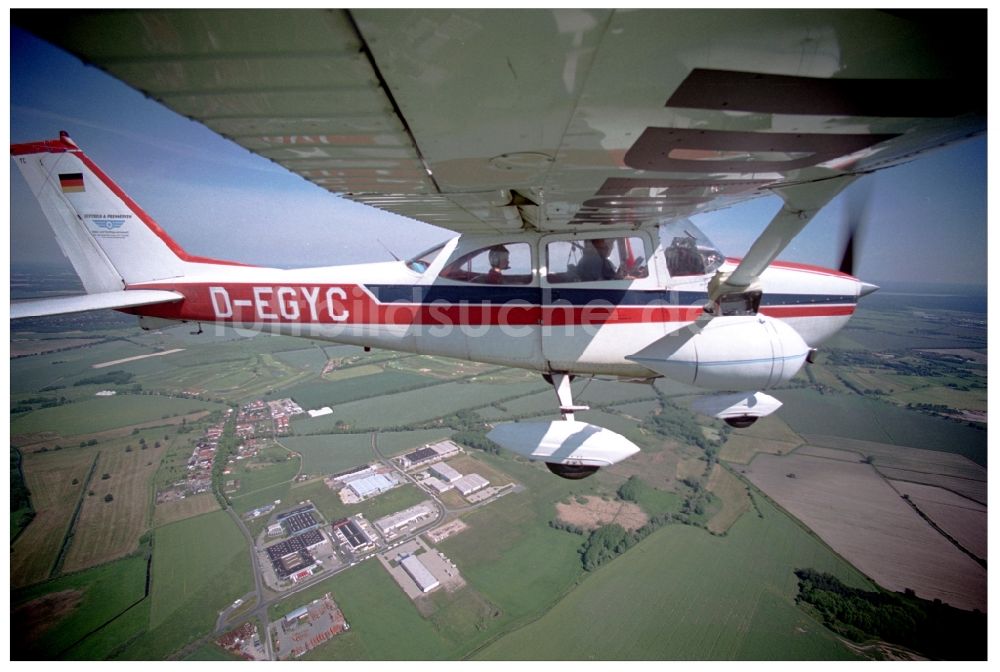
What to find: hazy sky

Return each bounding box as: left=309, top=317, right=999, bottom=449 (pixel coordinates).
left=9, top=25, right=988, bottom=287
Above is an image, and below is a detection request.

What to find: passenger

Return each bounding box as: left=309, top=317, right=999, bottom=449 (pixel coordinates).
left=486, top=245, right=510, bottom=284
left=576, top=238, right=618, bottom=281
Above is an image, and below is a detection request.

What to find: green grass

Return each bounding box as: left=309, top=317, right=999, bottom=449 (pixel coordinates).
left=271, top=346, right=331, bottom=373
left=280, top=433, right=376, bottom=475
left=375, top=429, right=455, bottom=457
left=474, top=494, right=870, bottom=660
left=11, top=395, right=224, bottom=437
left=230, top=479, right=295, bottom=516
left=286, top=561, right=454, bottom=660
left=775, top=388, right=987, bottom=466
left=113, top=510, right=252, bottom=659
left=9, top=340, right=153, bottom=394
left=285, top=371, right=431, bottom=409
left=230, top=447, right=300, bottom=496
left=12, top=551, right=149, bottom=660
left=292, top=380, right=547, bottom=432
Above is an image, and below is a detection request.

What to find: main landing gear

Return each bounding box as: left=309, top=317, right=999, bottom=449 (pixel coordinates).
left=541, top=373, right=600, bottom=479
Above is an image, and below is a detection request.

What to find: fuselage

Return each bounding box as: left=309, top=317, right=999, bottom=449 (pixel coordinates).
left=127, top=226, right=865, bottom=378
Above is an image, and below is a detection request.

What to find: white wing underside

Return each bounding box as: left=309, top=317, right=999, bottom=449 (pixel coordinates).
left=16, top=9, right=984, bottom=235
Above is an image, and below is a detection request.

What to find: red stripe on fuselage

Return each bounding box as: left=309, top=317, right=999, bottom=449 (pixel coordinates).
left=760, top=305, right=855, bottom=318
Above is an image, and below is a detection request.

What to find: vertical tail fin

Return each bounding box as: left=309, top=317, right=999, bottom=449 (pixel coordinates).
left=12, top=132, right=244, bottom=293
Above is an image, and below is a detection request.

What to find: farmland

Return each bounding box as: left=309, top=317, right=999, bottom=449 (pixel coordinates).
left=475, top=495, right=869, bottom=660
left=9, top=281, right=988, bottom=660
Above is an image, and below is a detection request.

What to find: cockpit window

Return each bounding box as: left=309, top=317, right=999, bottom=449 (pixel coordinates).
left=546, top=236, right=648, bottom=283
left=660, top=221, right=724, bottom=277
left=405, top=243, right=446, bottom=273
left=440, top=243, right=532, bottom=285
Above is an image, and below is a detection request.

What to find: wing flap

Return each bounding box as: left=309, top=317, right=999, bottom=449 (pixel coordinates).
left=11, top=290, right=185, bottom=319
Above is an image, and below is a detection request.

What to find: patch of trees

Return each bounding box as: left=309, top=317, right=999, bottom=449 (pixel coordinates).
left=11, top=395, right=71, bottom=413
left=211, top=407, right=240, bottom=508
left=10, top=447, right=32, bottom=512
left=794, top=569, right=985, bottom=660
left=74, top=370, right=135, bottom=387
left=641, top=391, right=727, bottom=457
left=548, top=519, right=586, bottom=535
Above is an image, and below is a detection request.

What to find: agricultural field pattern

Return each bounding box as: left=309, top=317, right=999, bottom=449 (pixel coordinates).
left=10, top=270, right=987, bottom=661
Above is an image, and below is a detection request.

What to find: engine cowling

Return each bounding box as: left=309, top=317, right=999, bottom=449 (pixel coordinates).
left=626, top=315, right=810, bottom=391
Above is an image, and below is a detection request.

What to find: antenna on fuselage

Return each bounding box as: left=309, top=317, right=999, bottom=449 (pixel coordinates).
left=377, top=239, right=401, bottom=261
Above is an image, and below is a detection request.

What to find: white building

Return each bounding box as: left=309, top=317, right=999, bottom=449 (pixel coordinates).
left=454, top=474, right=490, bottom=496
left=347, top=474, right=395, bottom=499
left=427, top=440, right=463, bottom=459
left=423, top=476, right=453, bottom=494
left=376, top=502, right=435, bottom=535
left=308, top=407, right=333, bottom=418
left=429, top=463, right=462, bottom=483
left=400, top=554, right=440, bottom=593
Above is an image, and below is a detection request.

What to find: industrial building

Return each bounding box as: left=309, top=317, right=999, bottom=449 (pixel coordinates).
left=429, top=462, right=462, bottom=483
left=453, top=473, right=490, bottom=496
left=375, top=501, right=436, bottom=536
left=330, top=464, right=377, bottom=483
left=422, top=476, right=453, bottom=494
left=277, top=506, right=320, bottom=535
left=265, top=528, right=327, bottom=581
left=400, top=554, right=440, bottom=593
left=347, top=473, right=396, bottom=499
left=396, top=439, right=462, bottom=469
left=332, top=517, right=374, bottom=551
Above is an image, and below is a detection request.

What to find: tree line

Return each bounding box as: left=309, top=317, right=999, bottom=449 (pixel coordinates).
left=794, top=568, right=985, bottom=660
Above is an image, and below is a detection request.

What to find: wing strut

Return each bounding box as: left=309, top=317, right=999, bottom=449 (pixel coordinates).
left=707, top=174, right=856, bottom=308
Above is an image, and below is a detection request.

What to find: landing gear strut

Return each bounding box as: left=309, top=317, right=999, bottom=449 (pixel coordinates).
left=543, top=372, right=589, bottom=422
left=541, top=372, right=599, bottom=479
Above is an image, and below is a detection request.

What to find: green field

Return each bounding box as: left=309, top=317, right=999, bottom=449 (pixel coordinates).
left=118, top=510, right=252, bottom=659
left=775, top=388, right=986, bottom=465
left=285, top=370, right=432, bottom=409
left=475, top=494, right=868, bottom=660
left=375, top=429, right=455, bottom=457
left=12, top=550, right=150, bottom=660
left=280, top=433, right=375, bottom=474
left=11, top=395, right=225, bottom=438
left=229, top=445, right=301, bottom=496
left=292, top=380, right=548, bottom=432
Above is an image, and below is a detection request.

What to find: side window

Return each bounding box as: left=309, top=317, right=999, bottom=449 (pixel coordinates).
left=439, top=243, right=532, bottom=285
left=546, top=236, right=648, bottom=284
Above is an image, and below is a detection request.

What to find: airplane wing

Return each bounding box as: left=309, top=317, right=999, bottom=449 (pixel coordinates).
left=11, top=290, right=185, bottom=319
left=14, top=9, right=985, bottom=238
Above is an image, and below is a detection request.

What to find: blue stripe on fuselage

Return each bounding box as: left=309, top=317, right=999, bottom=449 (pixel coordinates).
left=366, top=284, right=855, bottom=307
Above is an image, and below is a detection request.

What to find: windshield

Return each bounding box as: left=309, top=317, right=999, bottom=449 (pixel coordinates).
left=405, top=243, right=446, bottom=273
left=659, top=220, right=724, bottom=277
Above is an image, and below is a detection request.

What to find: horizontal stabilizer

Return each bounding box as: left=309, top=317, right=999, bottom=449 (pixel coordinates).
left=488, top=420, right=640, bottom=467
left=11, top=289, right=184, bottom=319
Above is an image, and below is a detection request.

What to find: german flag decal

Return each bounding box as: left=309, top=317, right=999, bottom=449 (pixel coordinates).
left=59, top=172, right=85, bottom=193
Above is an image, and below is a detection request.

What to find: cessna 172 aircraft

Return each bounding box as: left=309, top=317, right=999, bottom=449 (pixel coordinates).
left=11, top=9, right=985, bottom=478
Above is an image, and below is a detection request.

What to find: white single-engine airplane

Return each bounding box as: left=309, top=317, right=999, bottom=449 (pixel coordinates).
left=11, top=10, right=985, bottom=478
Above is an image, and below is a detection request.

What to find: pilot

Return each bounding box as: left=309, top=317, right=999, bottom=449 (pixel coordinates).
left=486, top=245, right=510, bottom=284
left=666, top=236, right=705, bottom=276
left=577, top=238, right=618, bottom=281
